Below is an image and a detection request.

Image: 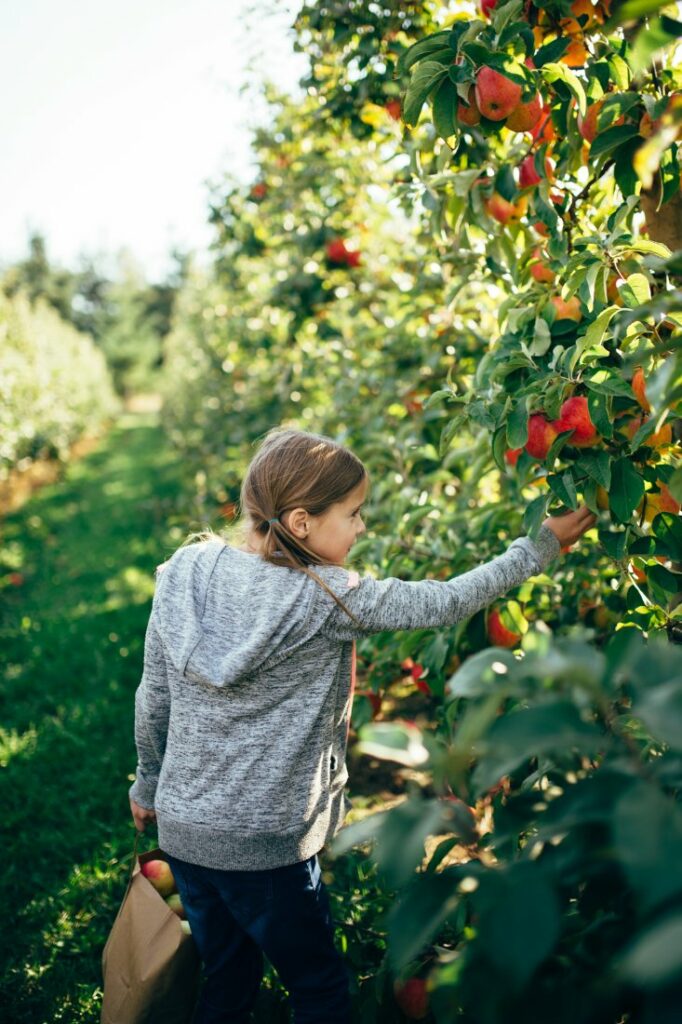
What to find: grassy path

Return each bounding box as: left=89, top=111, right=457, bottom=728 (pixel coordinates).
left=0, top=410, right=203, bottom=1021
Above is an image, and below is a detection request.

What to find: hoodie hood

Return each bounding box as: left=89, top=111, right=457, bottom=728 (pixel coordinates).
left=152, top=539, right=343, bottom=688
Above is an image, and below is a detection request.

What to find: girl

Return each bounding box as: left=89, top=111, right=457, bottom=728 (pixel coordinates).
left=128, top=426, right=596, bottom=1024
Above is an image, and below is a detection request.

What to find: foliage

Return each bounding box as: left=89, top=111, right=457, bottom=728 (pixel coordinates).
left=333, top=628, right=682, bottom=1022
left=156, top=1, right=682, bottom=1020
left=1, top=234, right=189, bottom=396
left=0, top=291, right=119, bottom=479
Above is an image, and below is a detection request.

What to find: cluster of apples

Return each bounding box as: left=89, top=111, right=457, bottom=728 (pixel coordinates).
left=459, top=62, right=544, bottom=133
left=140, top=858, right=192, bottom=935
left=325, top=238, right=362, bottom=267
left=505, top=393, right=598, bottom=466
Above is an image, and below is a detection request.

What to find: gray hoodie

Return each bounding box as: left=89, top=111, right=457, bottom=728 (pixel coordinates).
left=129, top=523, right=561, bottom=870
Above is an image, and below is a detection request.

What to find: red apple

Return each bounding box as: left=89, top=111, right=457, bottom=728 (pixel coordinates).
left=631, top=366, right=651, bottom=412
left=394, top=977, right=429, bottom=1020
left=506, top=92, right=543, bottom=132
left=385, top=99, right=401, bottom=121
left=475, top=67, right=523, bottom=121
left=457, top=86, right=481, bottom=126
left=519, top=154, right=554, bottom=188
left=525, top=414, right=558, bottom=459
left=505, top=447, right=523, bottom=466
left=487, top=607, right=522, bottom=648
left=530, top=105, right=557, bottom=143
left=481, top=0, right=497, bottom=17
left=550, top=295, right=582, bottom=322
left=530, top=248, right=555, bottom=283
left=484, top=192, right=528, bottom=224
left=553, top=395, right=599, bottom=446
left=140, top=859, right=176, bottom=898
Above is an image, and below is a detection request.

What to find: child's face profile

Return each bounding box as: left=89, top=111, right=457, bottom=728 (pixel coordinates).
left=306, top=476, right=369, bottom=566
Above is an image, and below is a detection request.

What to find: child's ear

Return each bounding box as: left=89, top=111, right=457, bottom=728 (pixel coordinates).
left=285, top=507, right=309, bottom=538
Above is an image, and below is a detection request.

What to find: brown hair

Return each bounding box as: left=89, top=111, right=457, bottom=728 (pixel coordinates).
left=183, top=427, right=369, bottom=627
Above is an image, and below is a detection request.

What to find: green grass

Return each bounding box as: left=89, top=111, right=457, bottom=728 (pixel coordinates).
left=0, top=412, right=193, bottom=1020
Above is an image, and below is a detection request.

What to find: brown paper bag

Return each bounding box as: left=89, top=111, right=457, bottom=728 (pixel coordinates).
left=101, top=836, right=201, bottom=1024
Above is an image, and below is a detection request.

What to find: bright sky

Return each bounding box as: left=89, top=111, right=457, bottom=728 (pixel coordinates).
left=1, top=0, right=306, bottom=280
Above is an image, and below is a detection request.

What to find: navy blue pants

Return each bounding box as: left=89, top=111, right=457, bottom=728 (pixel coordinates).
left=165, top=850, right=352, bottom=1024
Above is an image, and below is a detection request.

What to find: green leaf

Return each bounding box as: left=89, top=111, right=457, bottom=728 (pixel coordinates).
left=610, top=0, right=676, bottom=21
left=613, top=780, right=682, bottom=914
left=446, top=649, right=517, bottom=700
left=541, top=62, right=586, bottom=116
left=356, top=721, right=430, bottom=768
left=387, top=873, right=462, bottom=972
left=647, top=563, right=682, bottom=595
left=590, top=124, right=641, bottom=159
left=403, top=61, right=449, bottom=127
left=619, top=273, right=652, bottom=308
left=432, top=78, right=458, bottom=140
left=599, top=528, right=628, bottom=559
left=576, top=449, right=611, bottom=489
left=607, top=54, right=631, bottom=90
left=609, top=457, right=645, bottom=524
left=491, top=0, right=524, bottom=34
left=652, top=512, right=682, bottom=561
left=439, top=413, right=467, bottom=457
left=507, top=397, right=530, bottom=448
left=628, top=14, right=682, bottom=75
left=471, top=701, right=603, bottom=795
left=398, top=30, right=454, bottom=73
left=473, top=863, right=561, bottom=991
left=373, top=795, right=467, bottom=888
left=618, top=914, right=682, bottom=988
left=586, top=389, right=614, bottom=440
left=669, top=467, right=682, bottom=504
left=523, top=492, right=551, bottom=539
left=533, top=37, right=570, bottom=67
left=422, top=388, right=457, bottom=410
left=600, top=93, right=640, bottom=121
left=531, top=316, right=552, bottom=356
left=492, top=423, right=508, bottom=472
left=547, top=470, right=578, bottom=509
left=580, top=305, right=621, bottom=349
left=614, top=138, right=643, bottom=196
left=585, top=374, right=634, bottom=398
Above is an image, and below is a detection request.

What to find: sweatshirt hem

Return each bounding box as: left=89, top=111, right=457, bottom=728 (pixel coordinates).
left=155, top=790, right=352, bottom=871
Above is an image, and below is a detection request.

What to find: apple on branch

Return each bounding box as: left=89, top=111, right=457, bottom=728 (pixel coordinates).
left=475, top=67, right=522, bottom=122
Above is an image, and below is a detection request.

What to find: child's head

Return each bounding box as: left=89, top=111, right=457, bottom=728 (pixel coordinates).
left=239, top=427, right=369, bottom=568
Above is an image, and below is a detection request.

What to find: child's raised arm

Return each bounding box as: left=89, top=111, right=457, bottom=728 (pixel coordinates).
left=321, top=506, right=596, bottom=640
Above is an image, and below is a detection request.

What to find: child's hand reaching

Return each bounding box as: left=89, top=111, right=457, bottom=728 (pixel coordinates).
left=543, top=504, right=598, bottom=550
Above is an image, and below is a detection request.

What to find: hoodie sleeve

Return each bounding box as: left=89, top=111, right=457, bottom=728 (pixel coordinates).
left=128, top=615, right=169, bottom=810
left=320, top=524, right=561, bottom=641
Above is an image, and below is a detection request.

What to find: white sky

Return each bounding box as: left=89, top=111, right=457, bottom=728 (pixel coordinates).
left=1, top=0, right=307, bottom=280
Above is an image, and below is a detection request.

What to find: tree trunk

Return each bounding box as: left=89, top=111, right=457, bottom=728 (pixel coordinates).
left=640, top=174, right=682, bottom=253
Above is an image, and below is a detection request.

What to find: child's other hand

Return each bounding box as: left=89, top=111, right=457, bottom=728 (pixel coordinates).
left=130, top=797, right=157, bottom=833
left=543, top=505, right=598, bottom=549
